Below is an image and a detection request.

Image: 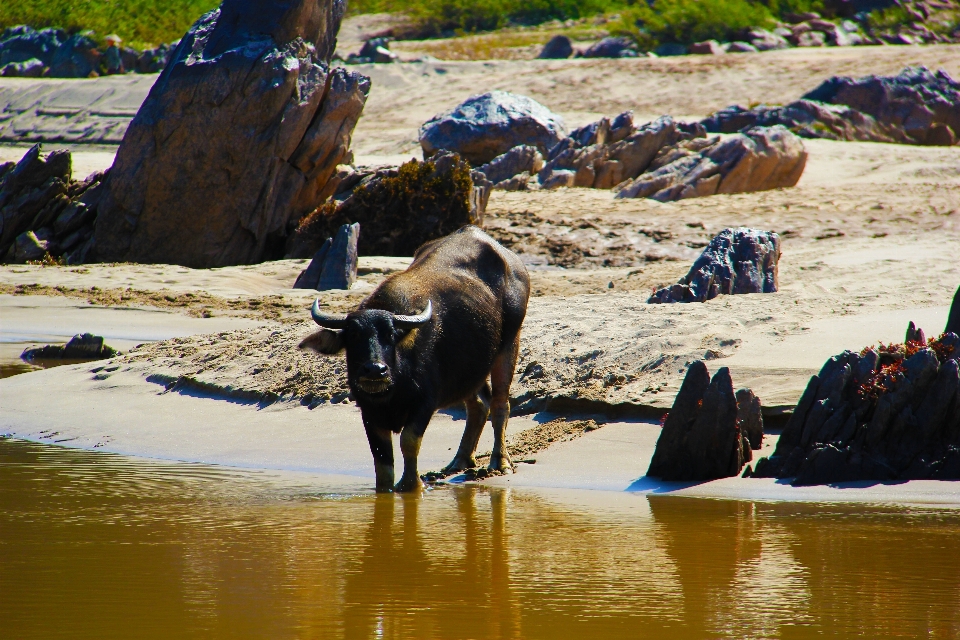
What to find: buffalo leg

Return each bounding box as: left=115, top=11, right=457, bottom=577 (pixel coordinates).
left=364, top=418, right=395, bottom=493
left=488, top=334, right=520, bottom=473
left=395, top=411, right=432, bottom=492
left=444, top=383, right=491, bottom=472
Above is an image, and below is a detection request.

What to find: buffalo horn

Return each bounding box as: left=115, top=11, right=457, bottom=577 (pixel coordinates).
left=393, top=300, right=433, bottom=327
left=310, top=299, right=348, bottom=328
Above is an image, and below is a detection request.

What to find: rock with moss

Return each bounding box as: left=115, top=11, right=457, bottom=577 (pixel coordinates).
left=287, top=151, right=483, bottom=257
left=753, top=326, right=960, bottom=484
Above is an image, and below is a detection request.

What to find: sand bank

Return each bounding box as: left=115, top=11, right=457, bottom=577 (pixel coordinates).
left=2, top=362, right=958, bottom=506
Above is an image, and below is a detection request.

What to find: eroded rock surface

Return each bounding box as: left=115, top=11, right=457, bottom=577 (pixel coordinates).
left=475, top=145, right=544, bottom=187
left=419, top=91, right=566, bottom=166
left=646, top=361, right=762, bottom=481
left=753, top=328, right=960, bottom=484
left=22, top=333, right=117, bottom=361
left=293, top=222, right=359, bottom=290
left=0, top=145, right=104, bottom=264
left=649, top=228, right=780, bottom=304
left=93, top=0, right=370, bottom=267
left=803, top=66, right=960, bottom=146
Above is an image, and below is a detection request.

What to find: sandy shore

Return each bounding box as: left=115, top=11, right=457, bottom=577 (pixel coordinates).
left=1, top=44, right=959, bottom=504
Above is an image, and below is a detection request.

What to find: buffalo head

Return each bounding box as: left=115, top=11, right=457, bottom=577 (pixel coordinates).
left=300, top=299, right=432, bottom=398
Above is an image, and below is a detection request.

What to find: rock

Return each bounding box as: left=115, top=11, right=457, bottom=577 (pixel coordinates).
left=748, top=29, right=790, bottom=51
left=48, top=33, right=101, bottom=78
left=293, top=222, right=359, bottom=290
left=135, top=43, right=173, bottom=73
left=493, top=172, right=532, bottom=191
left=727, top=41, right=758, bottom=53
left=947, top=286, right=960, bottom=336
left=802, top=66, right=960, bottom=146
left=419, top=91, right=566, bottom=166
left=736, top=388, right=764, bottom=450
left=538, top=35, right=573, bottom=59
left=647, top=362, right=752, bottom=481
left=690, top=40, right=725, bottom=55
left=1, top=58, right=45, bottom=77
left=286, top=152, right=482, bottom=257
left=583, top=37, right=636, bottom=58
left=475, top=145, right=544, bottom=185
left=539, top=115, right=702, bottom=189
left=93, top=0, right=369, bottom=268
left=22, top=333, right=117, bottom=361
left=353, top=37, right=397, bottom=63
left=753, top=328, right=960, bottom=484
left=701, top=99, right=902, bottom=143
left=648, top=227, right=780, bottom=303
left=0, top=26, right=63, bottom=66
left=12, top=229, right=50, bottom=262
left=654, top=43, right=688, bottom=57
left=617, top=125, right=807, bottom=202
left=540, top=169, right=575, bottom=189
left=0, top=144, right=71, bottom=251
left=784, top=11, right=822, bottom=23
left=796, top=30, right=827, bottom=47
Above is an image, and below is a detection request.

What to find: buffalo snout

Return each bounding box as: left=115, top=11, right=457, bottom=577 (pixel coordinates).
left=360, top=361, right=389, bottom=379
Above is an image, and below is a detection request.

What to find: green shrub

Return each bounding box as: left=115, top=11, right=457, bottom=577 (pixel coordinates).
left=609, top=0, right=774, bottom=48
left=0, top=0, right=219, bottom=49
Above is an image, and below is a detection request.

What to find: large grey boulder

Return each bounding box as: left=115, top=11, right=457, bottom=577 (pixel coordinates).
left=617, top=126, right=807, bottom=201
left=582, top=37, right=637, bottom=58
left=647, top=361, right=761, bottom=481
left=419, top=91, right=566, bottom=166
left=752, top=327, right=960, bottom=484
left=92, top=0, right=368, bottom=268
left=649, top=228, right=781, bottom=304
left=802, top=66, right=960, bottom=146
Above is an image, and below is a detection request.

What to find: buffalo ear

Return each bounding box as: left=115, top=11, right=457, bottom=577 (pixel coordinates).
left=299, top=329, right=344, bottom=354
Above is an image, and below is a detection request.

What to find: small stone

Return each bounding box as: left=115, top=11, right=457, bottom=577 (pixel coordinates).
left=538, top=35, right=573, bottom=59
left=727, top=41, right=758, bottom=53
left=690, top=40, right=725, bottom=55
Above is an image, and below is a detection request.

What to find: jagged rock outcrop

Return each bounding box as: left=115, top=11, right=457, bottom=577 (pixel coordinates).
left=286, top=152, right=485, bottom=257
left=92, top=0, right=369, bottom=268
left=293, top=222, right=358, bottom=290
left=419, top=91, right=566, bottom=166
left=647, top=361, right=763, bottom=481
left=702, top=99, right=902, bottom=143
left=803, top=66, right=960, bottom=146
left=753, top=327, right=960, bottom=484
left=538, top=35, right=573, bottom=59
left=474, top=145, right=544, bottom=187
left=538, top=114, right=703, bottom=189
left=22, top=333, right=118, bottom=361
left=617, top=126, right=807, bottom=201
left=702, top=67, right=960, bottom=146
left=0, top=145, right=104, bottom=264
left=649, top=228, right=780, bottom=303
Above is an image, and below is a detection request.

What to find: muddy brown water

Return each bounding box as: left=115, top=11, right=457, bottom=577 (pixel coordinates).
left=2, top=438, right=959, bottom=639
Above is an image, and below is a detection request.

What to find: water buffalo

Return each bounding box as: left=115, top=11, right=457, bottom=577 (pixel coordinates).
left=300, top=226, right=531, bottom=492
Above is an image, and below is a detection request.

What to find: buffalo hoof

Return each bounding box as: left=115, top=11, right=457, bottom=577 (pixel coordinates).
left=394, top=474, right=424, bottom=493
left=488, top=453, right=514, bottom=474
left=443, top=455, right=478, bottom=473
